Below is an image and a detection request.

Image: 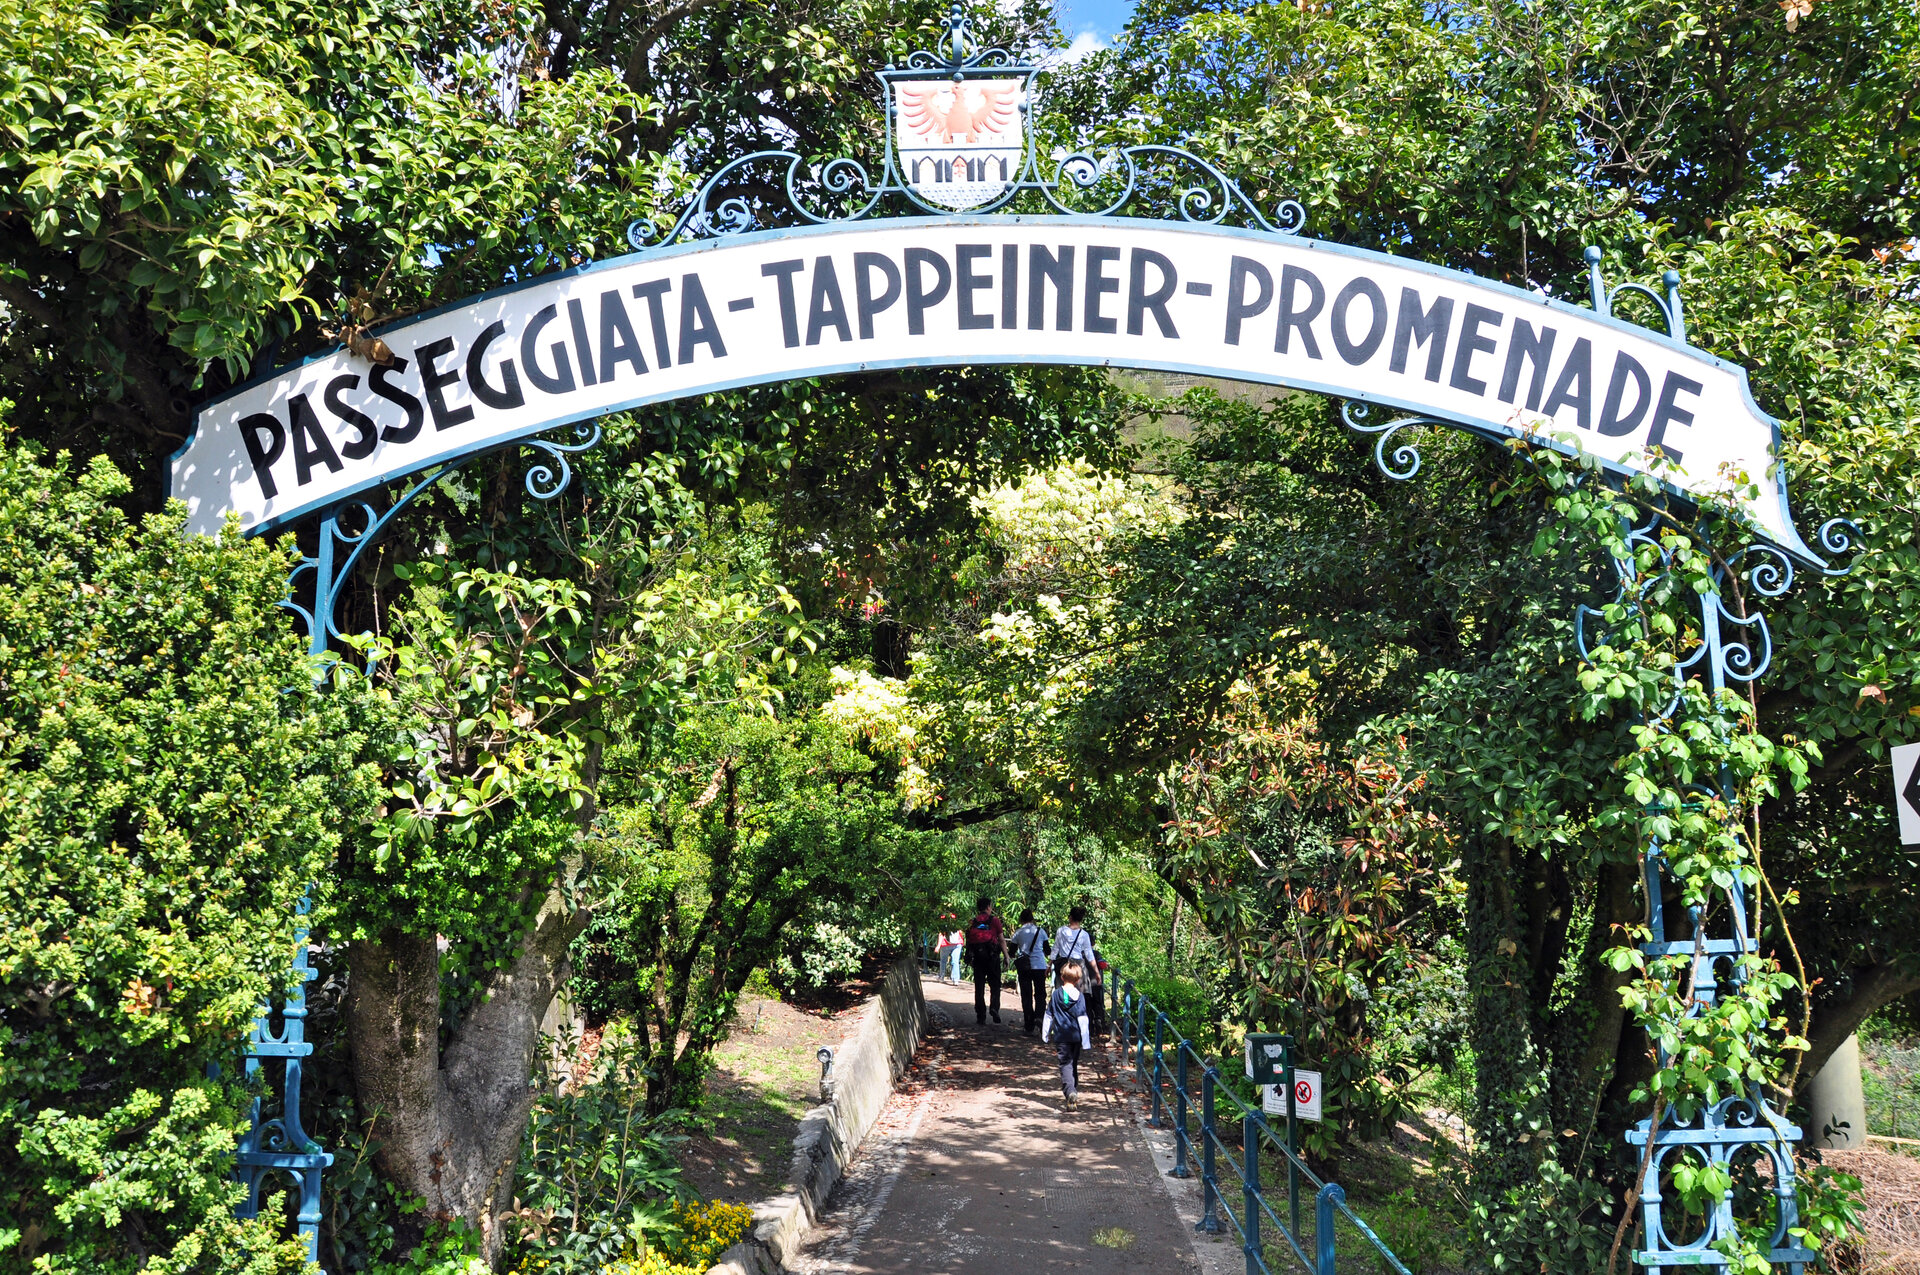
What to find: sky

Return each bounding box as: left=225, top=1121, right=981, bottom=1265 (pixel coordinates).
left=1055, top=0, right=1136, bottom=56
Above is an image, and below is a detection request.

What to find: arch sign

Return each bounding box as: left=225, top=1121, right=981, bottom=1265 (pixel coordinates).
left=169, top=10, right=1821, bottom=573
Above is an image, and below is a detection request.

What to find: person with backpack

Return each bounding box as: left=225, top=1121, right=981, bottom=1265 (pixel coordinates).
left=1040, top=960, right=1093, bottom=1108
left=964, top=897, right=1008, bottom=1025
left=1008, top=908, right=1051, bottom=1033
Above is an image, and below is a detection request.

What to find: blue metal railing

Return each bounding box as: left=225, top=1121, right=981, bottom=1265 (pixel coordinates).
left=1107, top=964, right=1410, bottom=1275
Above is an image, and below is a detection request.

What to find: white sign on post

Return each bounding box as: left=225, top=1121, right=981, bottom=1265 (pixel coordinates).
left=1893, top=743, right=1920, bottom=846
left=1263, top=1071, right=1323, bottom=1123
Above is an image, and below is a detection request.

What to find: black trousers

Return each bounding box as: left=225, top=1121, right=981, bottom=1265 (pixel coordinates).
left=1018, top=966, right=1048, bottom=1031
left=972, top=949, right=1002, bottom=1021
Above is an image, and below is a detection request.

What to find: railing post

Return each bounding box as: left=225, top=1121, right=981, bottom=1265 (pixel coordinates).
left=1137, top=984, right=1150, bottom=1084
left=1283, top=1038, right=1299, bottom=1240
left=1196, top=1065, right=1222, bottom=1232
left=1243, top=1113, right=1262, bottom=1275
left=1148, top=1013, right=1167, bottom=1127
left=1316, top=1183, right=1345, bottom=1275
left=1171, top=1046, right=1192, bottom=1177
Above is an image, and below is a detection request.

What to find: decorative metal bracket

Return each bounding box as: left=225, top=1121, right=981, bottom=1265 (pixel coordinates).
left=282, top=422, right=601, bottom=661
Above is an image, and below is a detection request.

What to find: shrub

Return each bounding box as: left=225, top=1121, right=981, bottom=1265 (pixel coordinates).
left=0, top=439, right=383, bottom=1273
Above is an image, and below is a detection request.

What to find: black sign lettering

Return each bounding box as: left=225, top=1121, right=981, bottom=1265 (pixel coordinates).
left=1127, top=248, right=1179, bottom=339
left=324, top=374, right=378, bottom=461
left=1029, top=245, right=1074, bottom=331
left=1597, top=350, right=1651, bottom=437
left=371, top=358, right=423, bottom=443
left=1543, top=337, right=1594, bottom=432
left=1084, top=246, right=1121, bottom=335
left=762, top=260, right=805, bottom=348
left=1330, top=278, right=1387, bottom=365
left=1450, top=303, right=1503, bottom=396
left=288, top=393, right=343, bottom=485
left=956, top=244, right=994, bottom=331
left=239, top=412, right=286, bottom=499
left=1001, top=244, right=1018, bottom=328
left=678, top=274, right=726, bottom=363
left=1647, top=371, right=1701, bottom=463
left=1224, top=256, right=1273, bottom=346
left=468, top=320, right=527, bottom=409
left=415, top=337, right=473, bottom=431
left=855, top=253, right=901, bottom=338
left=1391, top=289, right=1454, bottom=382
left=1498, top=319, right=1555, bottom=411
left=597, top=291, right=648, bottom=381
left=632, top=279, right=674, bottom=368
left=905, top=248, right=951, bottom=336
left=521, top=305, right=577, bottom=395
left=1276, top=264, right=1324, bottom=358
left=807, top=256, right=853, bottom=346
left=566, top=299, right=598, bottom=387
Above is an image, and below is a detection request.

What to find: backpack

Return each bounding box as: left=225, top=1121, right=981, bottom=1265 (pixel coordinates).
left=1048, top=986, right=1081, bottom=1038
left=966, top=916, right=998, bottom=955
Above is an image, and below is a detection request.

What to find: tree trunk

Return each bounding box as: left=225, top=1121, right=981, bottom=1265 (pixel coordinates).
left=345, top=878, right=589, bottom=1263
left=1804, top=963, right=1920, bottom=1083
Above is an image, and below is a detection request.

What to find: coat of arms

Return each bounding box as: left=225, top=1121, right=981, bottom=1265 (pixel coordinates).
left=893, top=77, right=1025, bottom=210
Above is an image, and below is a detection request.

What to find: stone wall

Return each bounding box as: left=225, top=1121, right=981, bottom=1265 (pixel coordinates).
left=705, top=952, right=927, bottom=1275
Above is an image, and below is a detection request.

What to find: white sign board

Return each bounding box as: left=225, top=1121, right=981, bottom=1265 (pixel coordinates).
left=173, top=219, right=1817, bottom=562
left=1894, top=743, right=1920, bottom=846
left=1262, top=1071, right=1323, bottom=1123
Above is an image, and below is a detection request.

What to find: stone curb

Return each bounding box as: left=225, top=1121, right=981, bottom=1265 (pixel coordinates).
left=703, top=952, right=928, bottom=1275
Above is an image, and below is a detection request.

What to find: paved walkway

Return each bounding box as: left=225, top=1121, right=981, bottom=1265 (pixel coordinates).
left=795, top=975, right=1204, bottom=1274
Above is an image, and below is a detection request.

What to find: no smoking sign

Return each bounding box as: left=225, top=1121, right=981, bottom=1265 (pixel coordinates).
left=1262, top=1069, right=1323, bottom=1123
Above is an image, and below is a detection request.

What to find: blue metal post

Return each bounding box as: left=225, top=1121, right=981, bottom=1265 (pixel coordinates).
left=1137, top=986, right=1150, bottom=1085
left=1316, top=1183, right=1346, bottom=1275
left=1171, top=1046, right=1192, bottom=1177
left=1243, top=1113, right=1263, bottom=1275
left=1148, top=1013, right=1167, bottom=1127
left=1196, top=1066, right=1222, bottom=1233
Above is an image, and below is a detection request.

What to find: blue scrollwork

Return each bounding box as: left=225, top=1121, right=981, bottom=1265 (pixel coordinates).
left=1586, top=246, right=1688, bottom=345
left=1817, top=516, right=1862, bottom=573
left=1339, top=401, right=1450, bottom=480
left=905, top=0, right=1019, bottom=70
left=523, top=421, right=604, bottom=500
left=280, top=424, right=606, bottom=662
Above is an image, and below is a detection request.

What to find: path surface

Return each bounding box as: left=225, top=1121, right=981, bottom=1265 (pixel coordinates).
left=795, top=974, right=1204, bottom=1274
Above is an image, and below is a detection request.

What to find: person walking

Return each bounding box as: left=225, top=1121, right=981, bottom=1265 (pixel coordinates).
left=1041, top=960, right=1093, bottom=1108
left=964, top=897, right=1008, bottom=1025
left=1052, top=906, right=1095, bottom=985
left=933, top=915, right=962, bottom=984
left=1008, top=908, right=1051, bottom=1033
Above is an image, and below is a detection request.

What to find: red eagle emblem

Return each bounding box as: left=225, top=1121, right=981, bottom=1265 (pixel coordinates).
left=898, top=82, right=1020, bottom=144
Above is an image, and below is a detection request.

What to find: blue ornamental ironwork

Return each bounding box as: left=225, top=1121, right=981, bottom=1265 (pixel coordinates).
left=232, top=896, right=331, bottom=1267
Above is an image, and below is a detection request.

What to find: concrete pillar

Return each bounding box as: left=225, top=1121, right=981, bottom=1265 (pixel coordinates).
left=1803, top=1033, right=1868, bottom=1149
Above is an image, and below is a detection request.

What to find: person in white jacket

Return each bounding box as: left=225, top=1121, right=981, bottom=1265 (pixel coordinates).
left=1041, top=960, right=1093, bottom=1108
